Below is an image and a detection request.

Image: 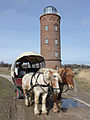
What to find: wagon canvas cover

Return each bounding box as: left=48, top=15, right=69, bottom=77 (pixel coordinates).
left=11, top=51, right=45, bottom=78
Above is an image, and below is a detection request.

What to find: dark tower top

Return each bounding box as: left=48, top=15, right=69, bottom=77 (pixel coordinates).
left=44, top=6, right=57, bottom=14
left=40, top=6, right=61, bottom=68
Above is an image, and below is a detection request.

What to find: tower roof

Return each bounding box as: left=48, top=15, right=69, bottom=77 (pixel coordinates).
left=44, top=6, right=58, bottom=14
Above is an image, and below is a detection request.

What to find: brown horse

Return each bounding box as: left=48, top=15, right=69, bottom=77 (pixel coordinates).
left=53, top=67, right=74, bottom=112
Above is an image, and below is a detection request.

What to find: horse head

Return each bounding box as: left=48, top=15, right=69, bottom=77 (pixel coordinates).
left=47, top=70, right=62, bottom=94
left=58, top=67, right=74, bottom=90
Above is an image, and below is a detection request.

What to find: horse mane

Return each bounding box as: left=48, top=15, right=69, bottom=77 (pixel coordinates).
left=52, top=72, right=62, bottom=83
left=39, top=68, right=57, bottom=72
left=58, top=67, right=73, bottom=74
left=65, top=68, right=74, bottom=77
left=39, top=68, right=62, bottom=82
left=58, top=67, right=74, bottom=80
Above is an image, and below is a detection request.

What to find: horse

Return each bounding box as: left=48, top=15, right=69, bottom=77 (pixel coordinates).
left=22, top=68, right=62, bottom=115
left=53, top=67, right=74, bottom=112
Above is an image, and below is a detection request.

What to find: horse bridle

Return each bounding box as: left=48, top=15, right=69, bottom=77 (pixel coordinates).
left=60, top=72, right=69, bottom=93
left=49, top=74, right=60, bottom=94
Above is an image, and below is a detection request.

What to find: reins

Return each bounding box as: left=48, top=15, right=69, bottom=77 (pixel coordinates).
left=29, top=72, right=59, bottom=95
left=49, top=74, right=60, bottom=91
left=29, top=72, right=53, bottom=95
left=62, top=84, right=69, bottom=93
left=60, top=71, right=69, bottom=93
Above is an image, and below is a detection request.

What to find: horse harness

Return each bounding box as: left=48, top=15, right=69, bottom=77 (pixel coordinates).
left=60, top=71, right=69, bottom=93
left=29, top=72, right=59, bottom=95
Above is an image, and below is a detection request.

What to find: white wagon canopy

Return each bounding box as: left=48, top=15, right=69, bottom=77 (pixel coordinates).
left=15, top=52, right=45, bottom=64
left=11, top=51, right=45, bottom=79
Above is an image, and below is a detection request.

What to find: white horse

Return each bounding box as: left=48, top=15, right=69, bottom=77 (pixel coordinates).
left=22, top=68, right=62, bottom=115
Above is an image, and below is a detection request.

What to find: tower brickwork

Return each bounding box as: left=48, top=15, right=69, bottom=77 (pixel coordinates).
left=40, top=6, right=61, bottom=68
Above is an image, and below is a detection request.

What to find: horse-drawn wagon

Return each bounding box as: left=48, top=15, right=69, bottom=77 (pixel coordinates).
left=11, top=52, right=74, bottom=115
left=11, top=51, right=45, bottom=99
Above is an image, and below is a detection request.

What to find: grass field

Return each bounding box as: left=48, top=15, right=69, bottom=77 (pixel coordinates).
left=0, top=67, right=11, bottom=75
left=0, top=67, right=90, bottom=94
left=0, top=76, right=16, bottom=120
left=74, top=69, right=90, bottom=93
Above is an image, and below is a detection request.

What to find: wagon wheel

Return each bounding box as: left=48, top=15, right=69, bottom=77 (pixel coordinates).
left=17, top=88, right=22, bottom=99
left=14, top=85, right=17, bottom=92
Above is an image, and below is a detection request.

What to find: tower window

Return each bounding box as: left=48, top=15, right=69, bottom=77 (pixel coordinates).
left=55, top=52, right=58, bottom=57
left=54, top=26, right=58, bottom=31
left=45, top=38, right=48, bottom=44
left=45, top=25, right=48, bottom=31
left=55, top=39, right=58, bottom=44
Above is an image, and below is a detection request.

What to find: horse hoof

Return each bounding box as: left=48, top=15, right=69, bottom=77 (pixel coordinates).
left=25, top=103, right=29, bottom=107
left=58, top=103, right=63, bottom=109
left=42, top=110, right=48, bottom=114
left=34, top=111, right=40, bottom=115
left=53, top=108, right=59, bottom=113
left=25, top=101, right=30, bottom=106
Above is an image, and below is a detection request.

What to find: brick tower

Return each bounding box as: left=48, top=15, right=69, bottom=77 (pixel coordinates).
left=40, top=6, right=61, bottom=68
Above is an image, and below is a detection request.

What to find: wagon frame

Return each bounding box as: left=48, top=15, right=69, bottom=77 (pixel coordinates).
left=11, top=51, right=45, bottom=98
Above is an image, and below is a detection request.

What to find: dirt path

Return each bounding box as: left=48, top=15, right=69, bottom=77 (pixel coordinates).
left=0, top=74, right=13, bottom=84
left=13, top=94, right=90, bottom=120
left=0, top=74, right=90, bottom=120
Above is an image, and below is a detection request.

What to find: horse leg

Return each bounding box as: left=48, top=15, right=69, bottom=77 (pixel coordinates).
left=23, top=89, right=30, bottom=106
left=58, top=92, right=63, bottom=109
left=34, top=91, right=40, bottom=115
left=29, top=90, right=34, bottom=106
left=42, top=93, right=48, bottom=114
left=53, top=94, right=59, bottom=112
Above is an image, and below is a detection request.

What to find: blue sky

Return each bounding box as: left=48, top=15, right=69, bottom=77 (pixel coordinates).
left=0, top=0, right=90, bottom=65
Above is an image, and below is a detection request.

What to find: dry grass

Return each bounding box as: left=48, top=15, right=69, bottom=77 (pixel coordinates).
left=0, top=67, right=11, bottom=75
left=75, top=69, right=90, bottom=93
left=0, top=76, right=16, bottom=120
left=76, top=69, right=90, bottom=85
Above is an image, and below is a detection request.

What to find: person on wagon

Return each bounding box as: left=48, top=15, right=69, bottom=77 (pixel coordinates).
left=15, top=62, right=22, bottom=77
